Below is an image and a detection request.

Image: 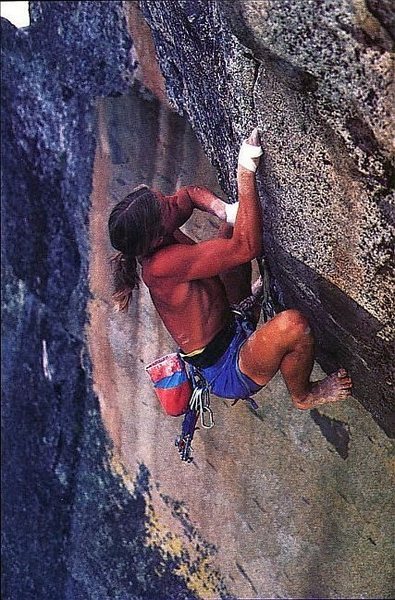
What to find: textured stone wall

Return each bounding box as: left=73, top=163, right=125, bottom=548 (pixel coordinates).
left=140, top=0, right=395, bottom=435
left=87, top=4, right=394, bottom=599
left=1, top=3, right=206, bottom=599
left=90, top=81, right=394, bottom=598
left=2, top=1, right=394, bottom=599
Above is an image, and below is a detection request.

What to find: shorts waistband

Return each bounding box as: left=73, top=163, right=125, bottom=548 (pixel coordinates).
left=180, top=318, right=236, bottom=369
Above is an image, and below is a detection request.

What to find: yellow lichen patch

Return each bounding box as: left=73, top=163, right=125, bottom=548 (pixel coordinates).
left=145, top=497, right=224, bottom=598
left=108, top=452, right=137, bottom=494
left=107, top=452, right=226, bottom=598
left=145, top=504, right=183, bottom=558
left=174, top=556, right=222, bottom=598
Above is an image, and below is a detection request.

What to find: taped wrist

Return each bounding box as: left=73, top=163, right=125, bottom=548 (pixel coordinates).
left=238, top=141, right=263, bottom=172
left=225, top=202, right=239, bottom=225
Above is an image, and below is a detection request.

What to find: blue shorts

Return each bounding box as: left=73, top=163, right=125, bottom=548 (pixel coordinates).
left=200, top=315, right=263, bottom=400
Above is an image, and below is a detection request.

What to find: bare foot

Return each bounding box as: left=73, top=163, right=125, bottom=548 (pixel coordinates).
left=293, top=368, right=352, bottom=410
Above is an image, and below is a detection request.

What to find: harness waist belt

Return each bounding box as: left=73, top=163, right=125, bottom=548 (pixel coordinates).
left=180, top=319, right=236, bottom=369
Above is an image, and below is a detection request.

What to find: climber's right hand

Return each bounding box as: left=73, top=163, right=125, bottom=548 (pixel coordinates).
left=238, top=127, right=263, bottom=173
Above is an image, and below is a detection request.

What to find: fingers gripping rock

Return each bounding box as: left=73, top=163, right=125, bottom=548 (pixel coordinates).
left=238, top=127, right=263, bottom=172
left=247, top=127, right=261, bottom=146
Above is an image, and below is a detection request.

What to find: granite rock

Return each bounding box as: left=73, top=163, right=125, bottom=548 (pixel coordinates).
left=2, top=1, right=394, bottom=598
left=140, top=0, right=394, bottom=434
left=1, top=3, right=205, bottom=598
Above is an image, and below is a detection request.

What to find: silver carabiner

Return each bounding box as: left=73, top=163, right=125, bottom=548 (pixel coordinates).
left=200, top=405, right=214, bottom=429
left=197, top=389, right=214, bottom=429
left=188, top=370, right=215, bottom=429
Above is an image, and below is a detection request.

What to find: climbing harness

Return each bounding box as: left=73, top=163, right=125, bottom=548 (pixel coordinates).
left=157, top=261, right=284, bottom=464
left=174, top=312, right=263, bottom=464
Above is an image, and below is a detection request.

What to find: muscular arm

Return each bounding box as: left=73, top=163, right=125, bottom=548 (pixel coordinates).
left=179, top=186, right=227, bottom=220
left=232, top=167, right=262, bottom=259
left=145, top=129, right=263, bottom=283
left=180, top=186, right=241, bottom=225
left=157, top=186, right=227, bottom=233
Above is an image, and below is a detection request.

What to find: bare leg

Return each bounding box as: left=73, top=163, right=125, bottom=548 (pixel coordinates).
left=239, top=309, right=352, bottom=409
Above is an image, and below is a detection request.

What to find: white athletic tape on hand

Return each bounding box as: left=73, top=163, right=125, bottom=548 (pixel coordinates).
left=238, top=141, right=263, bottom=172
left=225, top=202, right=239, bottom=225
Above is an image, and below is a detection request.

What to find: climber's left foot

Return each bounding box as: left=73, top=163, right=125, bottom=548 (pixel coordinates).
left=293, top=368, right=352, bottom=410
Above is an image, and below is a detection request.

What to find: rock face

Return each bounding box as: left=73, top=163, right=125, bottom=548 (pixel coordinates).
left=91, top=78, right=394, bottom=599
left=2, top=1, right=394, bottom=599
left=140, top=0, right=394, bottom=434
left=90, top=3, right=393, bottom=598
left=2, top=3, right=206, bottom=599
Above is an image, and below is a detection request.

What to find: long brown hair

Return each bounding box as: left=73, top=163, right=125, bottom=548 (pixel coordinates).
left=108, top=185, right=163, bottom=311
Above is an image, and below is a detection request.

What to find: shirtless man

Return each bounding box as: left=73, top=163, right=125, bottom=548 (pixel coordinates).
left=108, top=128, right=352, bottom=409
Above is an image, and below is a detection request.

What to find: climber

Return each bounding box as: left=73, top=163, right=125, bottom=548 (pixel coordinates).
left=108, top=128, right=352, bottom=410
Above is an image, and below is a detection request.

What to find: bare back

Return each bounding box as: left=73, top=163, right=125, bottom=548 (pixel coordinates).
left=140, top=146, right=262, bottom=353
left=142, top=250, right=231, bottom=353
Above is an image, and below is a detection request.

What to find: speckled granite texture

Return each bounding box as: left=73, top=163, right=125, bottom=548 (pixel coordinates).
left=2, top=1, right=394, bottom=599
left=140, top=0, right=395, bottom=434
left=1, top=3, right=212, bottom=599
left=92, top=82, right=394, bottom=599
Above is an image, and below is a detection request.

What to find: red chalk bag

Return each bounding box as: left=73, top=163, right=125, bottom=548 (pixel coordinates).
left=145, top=353, right=192, bottom=417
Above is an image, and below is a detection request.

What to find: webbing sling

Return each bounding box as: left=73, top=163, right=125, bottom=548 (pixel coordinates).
left=175, top=364, right=213, bottom=463
left=175, top=313, right=261, bottom=464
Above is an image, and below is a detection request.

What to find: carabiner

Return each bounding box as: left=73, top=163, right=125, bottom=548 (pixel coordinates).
left=200, top=405, right=214, bottom=429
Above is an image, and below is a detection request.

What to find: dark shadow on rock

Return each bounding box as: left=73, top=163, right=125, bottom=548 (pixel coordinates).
left=265, top=243, right=394, bottom=437
left=310, top=410, right=351, bottom=460
left=1, top=5, right=220, bottom=598
left=2, top=260, right=229, bottom=598
left=63, top=384, right=230, bottom=600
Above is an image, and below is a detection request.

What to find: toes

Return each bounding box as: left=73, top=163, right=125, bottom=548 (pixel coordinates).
left=340, top=380, right=352, bottom=388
